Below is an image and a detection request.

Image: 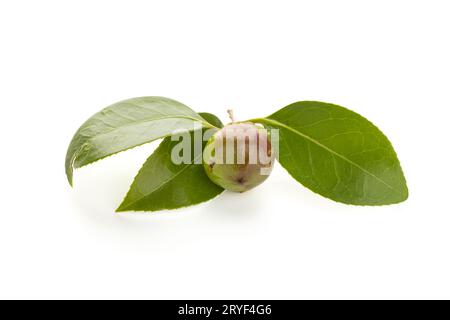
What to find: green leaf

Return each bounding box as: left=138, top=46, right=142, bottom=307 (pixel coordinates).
left=198, top=112, right=224, bottom=128
left=116, top=113, right=224, bottom=212
left=65, top=96, right=216, bottom=186
left=251, top=101, right=408, bottom=205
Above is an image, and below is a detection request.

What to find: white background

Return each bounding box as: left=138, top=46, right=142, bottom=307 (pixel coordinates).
left=0, top=0, right=449, bottom=299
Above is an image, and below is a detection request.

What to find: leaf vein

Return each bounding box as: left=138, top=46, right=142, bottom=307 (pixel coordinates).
left=259, top=118, right=397, bottom=192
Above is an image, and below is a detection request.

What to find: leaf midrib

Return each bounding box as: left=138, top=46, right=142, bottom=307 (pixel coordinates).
left=69, top=116, right=211, bottom=185
left=253, top=117, right=397, bottom=192
left=83, top=115, right=213, bottom=141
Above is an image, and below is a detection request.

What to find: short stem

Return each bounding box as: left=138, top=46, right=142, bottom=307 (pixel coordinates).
left=246, top=118, right=267, bottom=124
left=227, top=109, right=235, bottom=123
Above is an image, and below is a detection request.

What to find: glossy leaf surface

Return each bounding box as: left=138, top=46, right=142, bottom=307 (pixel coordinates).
left=65, top=97, right=215, bottom=185
left=117, top=113, right=224, bottom=212
left=253, top=101, right=408, bottom=205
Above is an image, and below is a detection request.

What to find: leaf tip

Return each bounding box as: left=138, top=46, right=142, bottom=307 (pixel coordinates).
left=115, top=203, right=128, bottom=212
left=398, top=185, right=409, bottom=203
left=65, top=150, right=75, bottom=187
left=66, top=169, right=74, bottom=187
left=116, top=198, right=135, bottom=212
left=393, top=172, right=409, bottom=204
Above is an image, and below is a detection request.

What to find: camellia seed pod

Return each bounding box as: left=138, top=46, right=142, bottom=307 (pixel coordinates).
left=203, top=122, right=274, bottom=192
